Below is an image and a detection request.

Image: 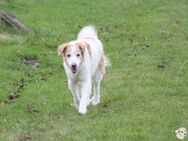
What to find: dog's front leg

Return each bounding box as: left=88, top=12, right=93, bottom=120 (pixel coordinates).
left=68, top=80, right=80, bottom=109
left=79, top=79, right=92, bottom=115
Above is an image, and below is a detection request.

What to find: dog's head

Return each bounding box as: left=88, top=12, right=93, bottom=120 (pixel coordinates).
left=58, top=41, right=90, bottom=74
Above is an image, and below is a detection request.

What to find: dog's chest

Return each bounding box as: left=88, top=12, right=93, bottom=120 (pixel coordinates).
left=66, top=68, right=88, bottom=81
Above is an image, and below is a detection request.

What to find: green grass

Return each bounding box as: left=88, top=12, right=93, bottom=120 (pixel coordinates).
left=0, top=0, right=188, bottom=140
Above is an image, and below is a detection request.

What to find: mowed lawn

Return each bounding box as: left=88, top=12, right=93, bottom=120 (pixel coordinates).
left=0, top=0, right=188, bottom=140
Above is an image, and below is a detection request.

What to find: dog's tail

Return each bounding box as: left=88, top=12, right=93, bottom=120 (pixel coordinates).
left=78, top=25, right=98, bottom=40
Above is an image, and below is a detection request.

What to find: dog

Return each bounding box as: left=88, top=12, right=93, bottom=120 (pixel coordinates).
left=58, top=25, right=110, bottom=115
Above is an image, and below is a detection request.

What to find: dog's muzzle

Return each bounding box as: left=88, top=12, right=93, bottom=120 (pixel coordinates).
left=71, top=64, right=77, bottom=73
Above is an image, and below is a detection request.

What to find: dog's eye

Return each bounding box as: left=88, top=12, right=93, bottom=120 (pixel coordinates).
left=76, top=54, right=80, bottom=57
left=67, top=54, right=71, bottom=57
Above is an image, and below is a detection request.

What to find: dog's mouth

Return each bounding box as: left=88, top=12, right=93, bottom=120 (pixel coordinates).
left=71, top=67, right=77, bottom=74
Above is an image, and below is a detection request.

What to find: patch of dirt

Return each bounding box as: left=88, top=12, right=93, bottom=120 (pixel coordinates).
left=20, top=56, right=39, bottom=68
left=3, top=78, right=28, bottom=104
left=157, top=64, right=166, bottom=69
left=52, top=115, right=61, bottom=121
left=156, top=61, right=167, bottom=69
left=0, top=33, right=12, bottom=40
left=0, top=33, right=22, bottom=43
left=4, top=92, right=21, bottom=104
left=26, top=103, right=39, bottom=113
left=99, top=26, right=109, bottom=35
left=16, top=78, right=28, bottom=90
left=8, top=92, right=21, bottom=100
left=38, top=115, right=61, bottom=122
left=0, top=1, right=5, bottom=6
left=18, top=133, right=32, bottom=141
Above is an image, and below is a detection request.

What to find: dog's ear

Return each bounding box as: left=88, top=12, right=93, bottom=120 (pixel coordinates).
left=77, top=42, right=91, bottom=57
left=84, top=42, right=91, bottom=57
left=58, top=43, right=69, bottom=56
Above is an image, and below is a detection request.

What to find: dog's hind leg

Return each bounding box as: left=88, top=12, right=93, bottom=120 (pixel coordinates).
left=91, top=57, right=105, bottom=106
left=91, top=70, right=103, bottom=106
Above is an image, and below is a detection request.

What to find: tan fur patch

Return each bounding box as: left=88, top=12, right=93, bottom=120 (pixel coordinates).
left=58, top=43, right=69, bottom=56
left=74, top=44, right=84, bottom=63
left=76, top=42, right=84, bottom=56
left=84, top=42, right=91, bottom=58
left=99, top=56, right=105, bottom=75
left=76, top=42, right=91, bottom=58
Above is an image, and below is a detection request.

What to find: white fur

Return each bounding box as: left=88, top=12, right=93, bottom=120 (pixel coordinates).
left=78, top=25, right=98, bottom=40
left=59, top=25, right=110, bottom=115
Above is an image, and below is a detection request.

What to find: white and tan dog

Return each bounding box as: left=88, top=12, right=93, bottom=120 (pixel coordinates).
left=58, top=25, right=110, bottom=115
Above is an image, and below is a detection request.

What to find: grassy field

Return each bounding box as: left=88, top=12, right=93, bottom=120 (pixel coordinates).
left=0, top=0, right=188, bottom=140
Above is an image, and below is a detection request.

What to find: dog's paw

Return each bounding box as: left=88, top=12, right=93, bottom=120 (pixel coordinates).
left=91, top=97, right=100, bottom=106
left=78, top=107, right=87, bottom=115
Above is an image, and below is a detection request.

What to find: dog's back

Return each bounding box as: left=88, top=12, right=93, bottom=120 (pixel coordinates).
left=78, top=26, right=104, bottom=76
left=78, top=25, right=111, bottom=76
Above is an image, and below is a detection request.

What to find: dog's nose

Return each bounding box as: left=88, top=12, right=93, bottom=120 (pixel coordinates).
left=71, top=64, right=77, bottom=69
